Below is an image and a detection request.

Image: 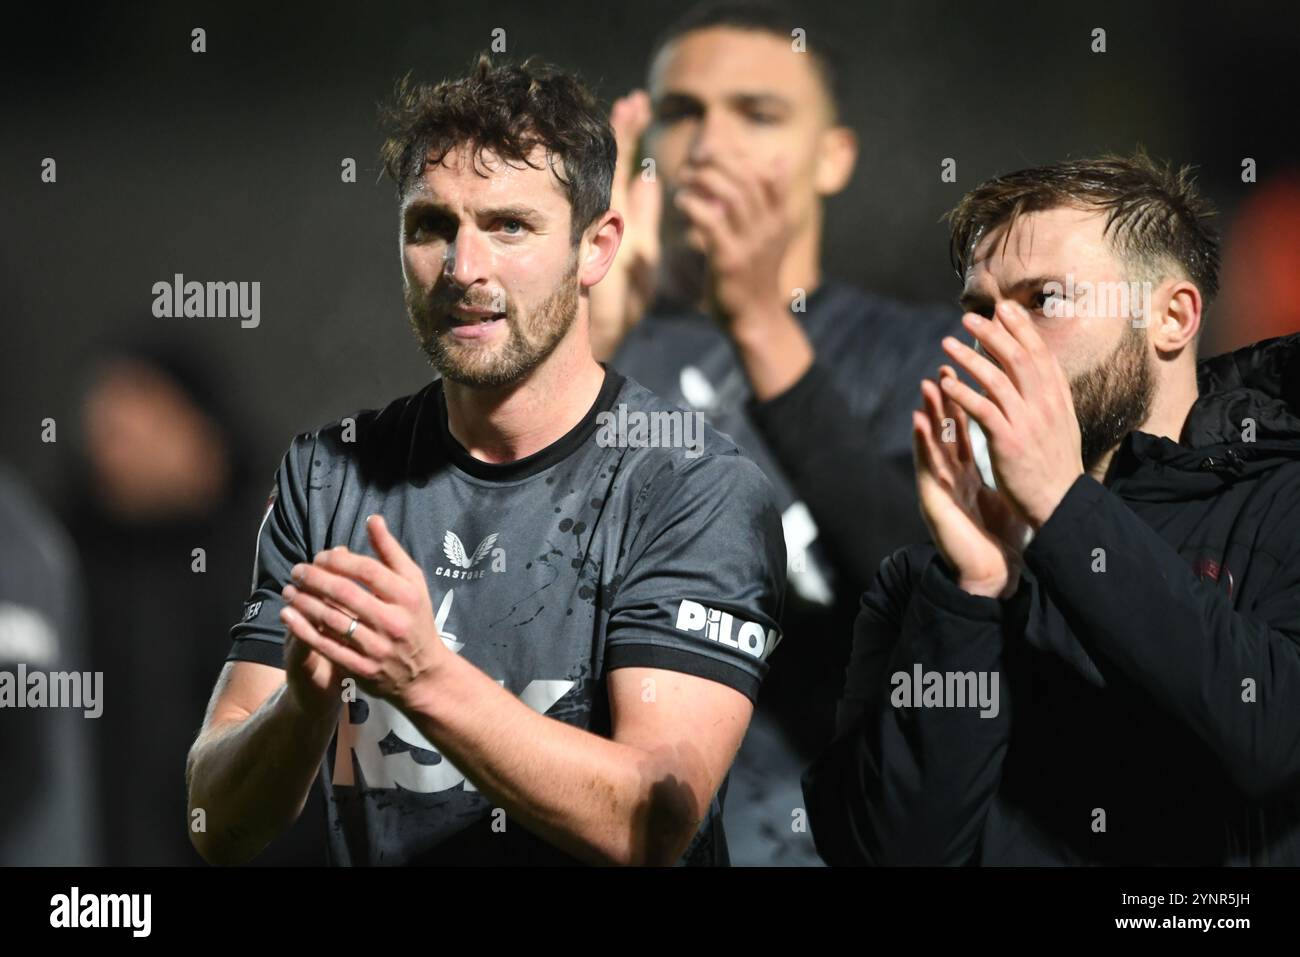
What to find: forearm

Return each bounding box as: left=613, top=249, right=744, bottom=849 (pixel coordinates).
left=405, top=653, right=699, bottom=865
left=186, top=685, right=337, bottom=865
left=728, top=301, right=815, bottom=402
left=1027, top=476, right=1300, bottom=796
left=749, top=359, right=926, bottom=589
left=807, top=559, right=1016, bottom=864
left=808, top=707, right=1008, bottom=866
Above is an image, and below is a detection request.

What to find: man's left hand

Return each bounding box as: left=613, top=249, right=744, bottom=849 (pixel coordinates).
left=939, top=301, right=1085, bottom=530
left=280, top=514, right=446, bottom=710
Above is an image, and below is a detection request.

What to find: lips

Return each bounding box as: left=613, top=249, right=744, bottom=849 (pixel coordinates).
left=450, top=309, right=505, bottom=324
left=446, top=308, right=506, bottom=340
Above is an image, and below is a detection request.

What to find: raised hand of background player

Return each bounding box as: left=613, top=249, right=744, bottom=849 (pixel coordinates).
left=939, top=302, right=1085, bottom=530
left=279, top=514, right=446, bottom=710
left=589, top=90, right=661, bottom=361
left=914, top=366, right=1027, bottom=599
left=674, top=150, right=792, bottom=329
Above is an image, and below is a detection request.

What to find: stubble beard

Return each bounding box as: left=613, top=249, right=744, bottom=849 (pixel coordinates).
left=407, top=252, right=580, bottom=389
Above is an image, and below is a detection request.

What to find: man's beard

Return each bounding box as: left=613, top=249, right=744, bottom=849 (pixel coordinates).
left=406, top=253, right=579, bottom=389
left=1069, top=323, right=1156, bottom=473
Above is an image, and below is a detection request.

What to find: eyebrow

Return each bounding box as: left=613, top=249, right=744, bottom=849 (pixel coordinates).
left=959, top=275, right=1066, bottom=314
left=730, top=91, right=792, bottom=112
left=654, top=90, right=794, bottom=114
left=402, top=199, right=546, bottom=222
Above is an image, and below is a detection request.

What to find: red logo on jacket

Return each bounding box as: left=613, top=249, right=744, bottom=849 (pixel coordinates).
left=1191, top=557, right=1235, bottom=598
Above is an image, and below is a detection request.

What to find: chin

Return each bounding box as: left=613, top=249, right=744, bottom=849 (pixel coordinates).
left=436, top=345, right=535, bottom=390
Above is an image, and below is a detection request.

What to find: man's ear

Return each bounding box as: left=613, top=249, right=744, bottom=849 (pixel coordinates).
left=814, top=125, right=858, bottom=197
left=1152, top=279, right=1202, bottom=355
left=578, top=209, right=625, bottom=288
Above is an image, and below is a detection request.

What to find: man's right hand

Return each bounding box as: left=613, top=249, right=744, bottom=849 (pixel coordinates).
left=913, top=366, right=1026, bottom=599
left=283, top=626, right=343, bottom=720
left=589, top=90, right=661, bottom=361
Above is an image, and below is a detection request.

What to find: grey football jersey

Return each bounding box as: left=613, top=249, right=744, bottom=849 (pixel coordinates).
left=226, top=368, right=786, bottom=865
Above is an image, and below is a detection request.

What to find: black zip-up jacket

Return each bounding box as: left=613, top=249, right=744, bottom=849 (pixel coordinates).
left=802, top=333, right=1300, bottom=865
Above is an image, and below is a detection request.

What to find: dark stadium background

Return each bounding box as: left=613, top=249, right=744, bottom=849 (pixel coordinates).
left=1, top=0, right=1297, bottom=865
left=4, top=0, right=1298, bottom=483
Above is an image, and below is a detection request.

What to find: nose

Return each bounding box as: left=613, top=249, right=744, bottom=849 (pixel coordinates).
left=686, top=109, right=730, bottom=167
left=445, top=224, right=492, bottom=290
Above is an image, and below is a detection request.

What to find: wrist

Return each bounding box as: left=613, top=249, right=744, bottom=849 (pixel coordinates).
left=957, top=575, right=1011, bottom=599
left=397, top=652, right=454, bottom=718
left=282, top=683, right=340, bottom=725
left=1024, top=473, right=1084, bottom=531
left=955, top=558, right=1022, bottom=600
left=724, top=296, right=794, bottom=344
left=924, top=555, right=1018, bottom=619
left=725, top=301, right=814, bottom=401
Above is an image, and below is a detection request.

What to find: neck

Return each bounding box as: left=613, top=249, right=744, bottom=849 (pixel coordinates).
left=442, top=329, right=605, bottom=464
left=1091, top=361, right=1200, bottom=482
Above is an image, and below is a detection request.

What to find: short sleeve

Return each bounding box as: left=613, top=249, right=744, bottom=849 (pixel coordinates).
left=226, top=436, right=315, bottom=669
left=604, top=452, right=787, bottom=703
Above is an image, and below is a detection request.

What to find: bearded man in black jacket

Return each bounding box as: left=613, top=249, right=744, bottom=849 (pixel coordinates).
left=803, top=151, right=1300, bottom=865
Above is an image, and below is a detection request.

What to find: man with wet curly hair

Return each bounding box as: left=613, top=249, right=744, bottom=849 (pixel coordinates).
left=187, top=55, right=787, bottom=867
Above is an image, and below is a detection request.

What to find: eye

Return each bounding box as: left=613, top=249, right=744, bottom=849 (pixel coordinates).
left=1032, top=289, right=1065, bottom=309
left=499, top=218, right=525, bottom=235
left=407, top=214, right=452, bottom=244
left=744, top=109, right=781, bottom=125
left=654, top=102, right=698, bottom=125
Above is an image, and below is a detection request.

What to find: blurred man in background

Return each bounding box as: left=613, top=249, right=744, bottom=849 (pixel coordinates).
left=60, top=343, right=324, bottom=865
left=592, top=1, right=959, bottom=863
left=0, top=463, right=98, bottom=865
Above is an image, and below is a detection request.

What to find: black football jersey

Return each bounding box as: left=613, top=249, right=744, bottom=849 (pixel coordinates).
left=226, top=368, right=786, bottom=865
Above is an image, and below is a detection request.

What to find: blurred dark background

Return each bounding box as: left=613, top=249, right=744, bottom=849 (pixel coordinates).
left=4, top=0, right=1299, bottom=486
left=1, top=0, right=1297, bottom=864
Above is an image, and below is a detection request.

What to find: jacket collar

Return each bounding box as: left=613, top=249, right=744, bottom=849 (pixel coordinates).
left=1110, top=333, right=1300, bottom=501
